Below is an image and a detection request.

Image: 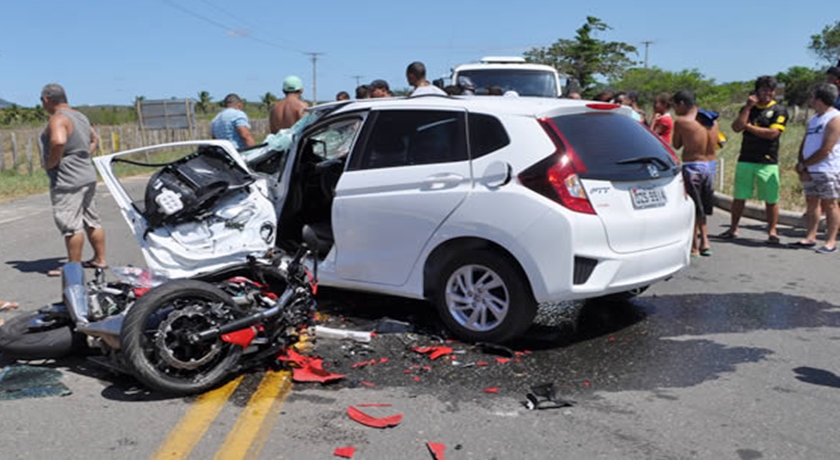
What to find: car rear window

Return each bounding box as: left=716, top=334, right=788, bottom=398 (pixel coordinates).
left=550, top=112, right=678, bottom=181
left=469, top=113, right=510, bottom=159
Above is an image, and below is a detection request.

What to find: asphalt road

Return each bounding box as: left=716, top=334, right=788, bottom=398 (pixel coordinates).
left=1, top=186, right=839, bottom=460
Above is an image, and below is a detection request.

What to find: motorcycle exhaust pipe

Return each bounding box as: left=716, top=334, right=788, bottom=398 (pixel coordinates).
left=188, top=287, right=297, bottom=344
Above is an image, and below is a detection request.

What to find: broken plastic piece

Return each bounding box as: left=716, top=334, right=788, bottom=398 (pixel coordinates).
left=360, top=381, right=375, bottom=387
left=347, top=405, right=403, bottom=428
left=375, top=317, right=414, bottom=334
left=379, top=357, right=389, bottom=364
left=351, top=359, right=378, bottom=369
left=412, top=346, right=453, bottom=360
left=495, top=357, right=511, bottom=364
left=476, top=361, right=488, bottom=367
left=314, top=325, right=372, bottom=343
left=483, top=387, right=500, bottom=394
left=476, top=342, right=514, bottom=357
left=278, top=349, right=345, bottom=383
left=524, top=382, right=574, bottom=410
left=426, top=442, right=446, bottom=460
left=333, top=446, right=356, bottom=458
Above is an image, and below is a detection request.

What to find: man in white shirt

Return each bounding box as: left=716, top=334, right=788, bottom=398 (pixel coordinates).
left=406, top=61, right=446, bottom=97
left=795, top=83, right=840, bottom=253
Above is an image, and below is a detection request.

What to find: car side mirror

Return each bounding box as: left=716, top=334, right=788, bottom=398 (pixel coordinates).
left=481, top=161, right=512, bottom=188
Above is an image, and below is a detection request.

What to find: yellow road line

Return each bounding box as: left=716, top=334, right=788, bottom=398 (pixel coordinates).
left=213, top=370, right=293, bottom=460
left=151, top=375, right=244, bottom=460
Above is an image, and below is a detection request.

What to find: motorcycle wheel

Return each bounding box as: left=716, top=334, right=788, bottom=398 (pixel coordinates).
left=0, top=311, right=87, bottom=360
left=120, top=280, right=243, bottom=395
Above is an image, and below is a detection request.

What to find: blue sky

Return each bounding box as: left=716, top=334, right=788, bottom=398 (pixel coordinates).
left=0, top=0, right=834, bottom=107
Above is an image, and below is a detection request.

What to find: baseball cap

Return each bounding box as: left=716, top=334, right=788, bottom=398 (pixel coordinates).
left=283, top=75, right=304, bottom=92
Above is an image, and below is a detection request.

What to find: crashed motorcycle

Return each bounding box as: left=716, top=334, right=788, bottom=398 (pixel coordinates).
left=0, top=247, right=318, bottom=395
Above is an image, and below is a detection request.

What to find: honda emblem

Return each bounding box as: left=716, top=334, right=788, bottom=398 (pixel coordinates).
left=647, top=164, right=660, bottom=178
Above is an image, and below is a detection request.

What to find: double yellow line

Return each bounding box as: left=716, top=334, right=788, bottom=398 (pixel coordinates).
left=152, top=370, right=293, bottom=460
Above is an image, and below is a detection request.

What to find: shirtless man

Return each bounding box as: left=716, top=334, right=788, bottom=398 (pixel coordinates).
left=672, top=90, right=719, bottom=257
left=269, top=75, right=309, bottom=133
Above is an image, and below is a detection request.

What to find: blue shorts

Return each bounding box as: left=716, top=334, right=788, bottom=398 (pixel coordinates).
left=682, top=161, right=716, bottom=221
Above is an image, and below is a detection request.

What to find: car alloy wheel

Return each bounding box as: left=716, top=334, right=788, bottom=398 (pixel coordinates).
left=444, top=264, right=510, bottom=333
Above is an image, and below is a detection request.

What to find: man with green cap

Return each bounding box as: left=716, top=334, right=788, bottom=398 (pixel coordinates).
left=270, top=75, right=309, bottom=133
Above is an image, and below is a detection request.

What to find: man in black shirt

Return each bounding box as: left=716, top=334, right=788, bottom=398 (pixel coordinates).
left=719, top=76, right=789, bottom=244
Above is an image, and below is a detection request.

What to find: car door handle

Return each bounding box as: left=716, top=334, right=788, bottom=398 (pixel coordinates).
left=422, top=173, right=464, bottom=190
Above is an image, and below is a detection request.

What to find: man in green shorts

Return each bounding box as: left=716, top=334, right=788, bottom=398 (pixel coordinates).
left=720, top=76, right=789, bottom=244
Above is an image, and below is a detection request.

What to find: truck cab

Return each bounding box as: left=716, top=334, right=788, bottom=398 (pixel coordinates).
left=449, top=56, right=565, bottom=98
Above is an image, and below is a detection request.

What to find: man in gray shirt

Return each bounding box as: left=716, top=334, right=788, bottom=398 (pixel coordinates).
left=40, top=83, right=107, bottom=276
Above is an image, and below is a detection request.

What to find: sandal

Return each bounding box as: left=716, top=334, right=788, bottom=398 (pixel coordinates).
left=789, top=241, right=817, bottom=248
left=700, top=248, right=713, bottom=257
left=715, top=230, right=738, bottom=240
left=82, top=260, right=109, bottom=269
left=766, top=235, right=781, bottom=245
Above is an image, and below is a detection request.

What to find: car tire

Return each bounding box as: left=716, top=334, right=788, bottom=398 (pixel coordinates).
left=0, top=311, right=87, bottom=360
left=433, top=249, right=537, bottom=343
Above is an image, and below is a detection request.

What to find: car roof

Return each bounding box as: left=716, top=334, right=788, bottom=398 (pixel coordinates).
left=322, top=95, right=606, bottom=119
left=453, top=62, right=559, bottom=73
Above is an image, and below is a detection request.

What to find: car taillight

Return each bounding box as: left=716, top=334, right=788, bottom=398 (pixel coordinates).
left=518, top=118, right=596, bottom=215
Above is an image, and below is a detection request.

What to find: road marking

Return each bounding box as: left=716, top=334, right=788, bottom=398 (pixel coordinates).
left=213, top=370, right=293, bottom=460
left=151, top=375, right=244, bottom=460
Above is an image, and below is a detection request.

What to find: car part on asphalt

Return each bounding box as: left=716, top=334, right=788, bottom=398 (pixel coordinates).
left=314, top=325, right=372, bottom=343
left=524, top=382, right=574, bottom=410
left=346, top=405, right=403, bottom=428
left=426, top=442, right=446, bottom=460
left=333, top=446, right=356, bottom=458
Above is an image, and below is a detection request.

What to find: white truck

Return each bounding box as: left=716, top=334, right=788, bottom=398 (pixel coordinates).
left=445, top=56, right=568, bottom=98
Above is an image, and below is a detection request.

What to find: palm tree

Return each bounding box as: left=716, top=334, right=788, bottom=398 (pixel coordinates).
left=197, top=91, right=213, bottom=113
left=261, top=92, right=278, bottom=112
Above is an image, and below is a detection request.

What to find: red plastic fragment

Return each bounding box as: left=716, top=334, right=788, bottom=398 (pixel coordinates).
left=379, top=357, right=389, bottom=364
left=422, top=365, right=432, bottom=372
left=495, top=357, right=511, bottom=364
left=514, top=351, right=525, bottom=356
left=524, top=350, right=532, bottom=355
left=608, top=337, right=616, bottom=342
left=221, top=327, right=257, bottom=348
left=483, top=387, right=500, bottom=394
left=334, top=446, right=356, bottom=458
left=413, top=376, right=421, bottom=382
left=583, top=381, right=591, bottom=387
left=404, top=369, right=412, bottom=374
left=351, top=359, right=377, bottom=369
left=426, top=442, right=446, bottom=460
left=476, top=361, right=488, bottom=367
left=412, top=346, right=453, bottom=360
left=347, top=405, right=403, bottom=428
left=278, top=349, right=346, bottom=383
left=360, top=381, right=376, bottom=387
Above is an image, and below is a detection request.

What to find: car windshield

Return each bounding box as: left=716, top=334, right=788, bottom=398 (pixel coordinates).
left=457, top=69, right=558, bottom=97
left=240, top=107, right=330, bottom=168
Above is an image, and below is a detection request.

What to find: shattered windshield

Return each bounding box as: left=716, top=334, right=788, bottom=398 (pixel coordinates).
left=241, top=108, right=330, bottom=170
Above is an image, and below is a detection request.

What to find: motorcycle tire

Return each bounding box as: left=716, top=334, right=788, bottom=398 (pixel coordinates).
left=120, top=279, right=243, bottom=395
left=0, top=311, right=87, bottom=360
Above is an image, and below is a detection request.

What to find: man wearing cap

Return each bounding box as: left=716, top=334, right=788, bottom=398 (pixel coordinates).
left=210, top=93, right=255, bottom=149
left=270, top=75, right=309, bottom=133
left=369, top=79, right=392, bottom=98
left=406, top=61, right=446, bottom=96
left=39, top=83, right=107, bottom=276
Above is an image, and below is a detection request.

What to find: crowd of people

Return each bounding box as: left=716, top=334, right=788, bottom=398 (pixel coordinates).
left=3, top=62, right=838, bottom=310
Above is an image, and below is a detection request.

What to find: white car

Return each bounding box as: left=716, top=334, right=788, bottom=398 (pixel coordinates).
left=450, top=56, right=566, bottom=97
left=94, top=96, right=694, bottom=343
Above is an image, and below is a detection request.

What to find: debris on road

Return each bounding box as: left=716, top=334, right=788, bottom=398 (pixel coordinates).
left=426, top=442, right=446, bottom=460
left=483, top=387, right=500, bottom=394
left=0, top=365, right=72, bottom=400
left=278, top=349, right=345, bottom=383
left=314, top=325, right=373, bottom=343
left=375, top=317, right=414, bottom=334
left=347, top=405, right=403, bottom=429
left=333, top=446, right=356, bottom=458
left=412, top=346, right=453, bottom=360
left=524, top=383, right=574, bottom=410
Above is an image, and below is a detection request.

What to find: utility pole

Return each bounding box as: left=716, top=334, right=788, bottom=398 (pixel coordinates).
left=640, top=41, right=654, bottom=69
left=351, top=75, right=364, bottom=88
left=306, top=52, right=324, bottom=104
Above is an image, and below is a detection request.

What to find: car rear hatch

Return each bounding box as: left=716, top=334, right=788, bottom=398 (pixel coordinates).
left=547, top=107, right=687, bottom=254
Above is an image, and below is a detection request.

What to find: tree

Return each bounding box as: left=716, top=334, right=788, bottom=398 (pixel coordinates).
left=261, top=92, right=278, bottom=111
left=525, top=16, right=637, bottom=93
left=608, top=67, right=713, bottom=106
left=809, top=21, right=840, bottom=65
left=196, top=91, right=213, bottom=113
left=777, top=66, right=825, bottom=107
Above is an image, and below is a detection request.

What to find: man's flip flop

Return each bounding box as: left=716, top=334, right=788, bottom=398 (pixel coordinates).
left=789, top=241, right=817, bottom=248
left=766, top=236, right=781, bottom=245
left=700, top=248, right=713, bottom=257
left=81, top=260, right=109, bottom=269
left=0, top=301, right=19, bottom=311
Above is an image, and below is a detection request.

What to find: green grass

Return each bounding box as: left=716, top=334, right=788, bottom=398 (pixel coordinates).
left=716, top=118, right=806, bottom=212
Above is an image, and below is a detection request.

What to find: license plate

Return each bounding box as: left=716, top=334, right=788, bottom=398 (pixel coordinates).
left=630, top=187, right=667, bottom=209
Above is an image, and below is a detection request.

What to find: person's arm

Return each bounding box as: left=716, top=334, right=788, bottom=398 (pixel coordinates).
left=731, top=97, right=757, bottom=132
left=672, top=119, right=683, bottom=150
left=237, top=125, right=256, bottom=147
left=802, top=117, right=840, bottom=167
left=45, top=114, right=69, bottom=170
left=742, top=123, right=782, bottom=141
left=795, top=135, right=809, bottom=181
left=89, top=126, right=100, bottom=155
left=269, top=104, right=280, bottom=134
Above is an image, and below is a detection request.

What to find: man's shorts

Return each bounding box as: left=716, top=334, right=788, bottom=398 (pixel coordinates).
left=733, top=162, right=779, bottom=204
left=50, top=183, right=102, bottom=236
left=803, top=171, right=840, bottom=199
left=682, top=161, right=716, bottom=220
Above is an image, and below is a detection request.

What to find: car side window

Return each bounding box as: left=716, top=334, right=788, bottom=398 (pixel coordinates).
left=305, top=118, right=363, bottom=161
left=353, top=110, right=467, bottom=170
left=469, top=113, right=510, bottom=159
